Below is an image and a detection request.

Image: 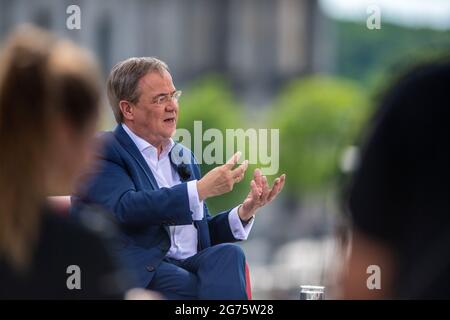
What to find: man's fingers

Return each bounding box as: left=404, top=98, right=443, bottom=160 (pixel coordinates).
left=253, top=168, right=263, bottom=186
left=253, top=169, right=263, bottom=195
left=234, top=172, right=245, bottom=183
left=232, top=160, right=248, bottom=179
left=279, top=174, right=286, bottom=191
left=263, top=174, right=286, bottom=203
left=225, top=151, right=242, bottom=169
left=250, top=180, right=260, bottom=199
left=260, top=176, right=270, bottom=201
left=267, top=177, right=281, bottom=202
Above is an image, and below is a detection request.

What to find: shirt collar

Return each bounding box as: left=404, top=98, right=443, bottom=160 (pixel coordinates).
left=121, top=123, right=174, bottom=160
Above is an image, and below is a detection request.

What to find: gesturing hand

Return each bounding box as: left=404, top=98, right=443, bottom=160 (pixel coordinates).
left=238, top=169, right=286, bottom=222
left=197, top=152, right=249, bottom=201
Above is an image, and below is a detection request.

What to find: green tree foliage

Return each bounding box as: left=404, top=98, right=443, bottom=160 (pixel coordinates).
left=333, top=20, right=450, bottom=89
left=272, top=76, right=370, bottom=196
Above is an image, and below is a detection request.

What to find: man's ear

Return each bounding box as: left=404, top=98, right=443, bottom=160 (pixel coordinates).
left=119, top=100, right=135, bottom=121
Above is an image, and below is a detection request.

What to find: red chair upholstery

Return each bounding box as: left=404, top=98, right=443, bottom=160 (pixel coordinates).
left=47, top=196, right=252, bottom=299
left=245, top=262, right=252, bottom=299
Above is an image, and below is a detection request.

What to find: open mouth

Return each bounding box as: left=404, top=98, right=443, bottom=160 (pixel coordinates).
left=164, top=117, right=176, bottom=123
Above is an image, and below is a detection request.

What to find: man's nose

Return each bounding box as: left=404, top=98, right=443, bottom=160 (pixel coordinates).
left=165, top=99, right=178, bottom=112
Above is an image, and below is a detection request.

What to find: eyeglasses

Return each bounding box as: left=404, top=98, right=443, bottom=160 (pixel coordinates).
left=151, top=90, right=182, bottom=105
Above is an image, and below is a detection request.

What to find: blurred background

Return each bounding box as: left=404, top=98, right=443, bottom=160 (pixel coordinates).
left=1, top=0, right=450, bottom=299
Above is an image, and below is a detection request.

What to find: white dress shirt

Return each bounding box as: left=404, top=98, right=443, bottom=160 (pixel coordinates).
left=122, top=124, right=253, bottom=260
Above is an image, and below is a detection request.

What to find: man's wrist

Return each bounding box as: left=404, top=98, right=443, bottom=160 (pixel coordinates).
left=196, top=180, right=208, bottom=201
left=237, top=205, right=254, bottom=225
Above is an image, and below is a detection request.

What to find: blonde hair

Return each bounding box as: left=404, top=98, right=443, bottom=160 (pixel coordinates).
left=0, top=25, right=101, bottom=271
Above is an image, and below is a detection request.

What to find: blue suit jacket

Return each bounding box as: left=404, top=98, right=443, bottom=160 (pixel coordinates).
left=71, top=125, right=239, bottom=288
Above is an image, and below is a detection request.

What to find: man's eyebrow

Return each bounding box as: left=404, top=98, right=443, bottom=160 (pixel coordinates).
left=152, top=90, right=176, bottom=100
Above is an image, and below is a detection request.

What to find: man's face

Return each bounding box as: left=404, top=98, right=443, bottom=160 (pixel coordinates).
left=130, top=69, right=178, bottom=145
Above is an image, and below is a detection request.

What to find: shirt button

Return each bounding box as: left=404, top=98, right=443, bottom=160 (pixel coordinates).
left=146, top=265, right=155, bottom=272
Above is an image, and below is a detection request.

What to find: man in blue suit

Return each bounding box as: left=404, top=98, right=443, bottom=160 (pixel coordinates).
left=71, top=57, right=285, bottom=299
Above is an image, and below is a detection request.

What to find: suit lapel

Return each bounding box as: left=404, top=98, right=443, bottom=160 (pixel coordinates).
left=168, top=143, right=196, bottom=183
left=114, top=126, right=171, bottom=237
left=113, top=125, right=159, bottom=191
left=114, top=131, right=209, bottom=244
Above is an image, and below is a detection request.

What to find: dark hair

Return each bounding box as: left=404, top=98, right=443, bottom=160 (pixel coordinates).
left=347, top=61, right=450, bottom=297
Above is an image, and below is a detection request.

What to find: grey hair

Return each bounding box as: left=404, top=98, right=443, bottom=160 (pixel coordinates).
left=106, top=57, right=169, bottom=123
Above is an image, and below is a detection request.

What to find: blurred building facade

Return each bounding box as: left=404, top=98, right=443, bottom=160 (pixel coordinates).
left=0, top=0, right=334, bottom=106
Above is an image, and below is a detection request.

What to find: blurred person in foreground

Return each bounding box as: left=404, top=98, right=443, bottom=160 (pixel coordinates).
left=71, top=57, right=286, bottom=299
left=342, top=61, right=450, bottom=299
left=0, top=25, right=124, bottom=299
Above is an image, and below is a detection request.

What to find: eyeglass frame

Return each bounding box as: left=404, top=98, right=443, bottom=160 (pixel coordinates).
left=150, top=90, right=182, bottom=105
